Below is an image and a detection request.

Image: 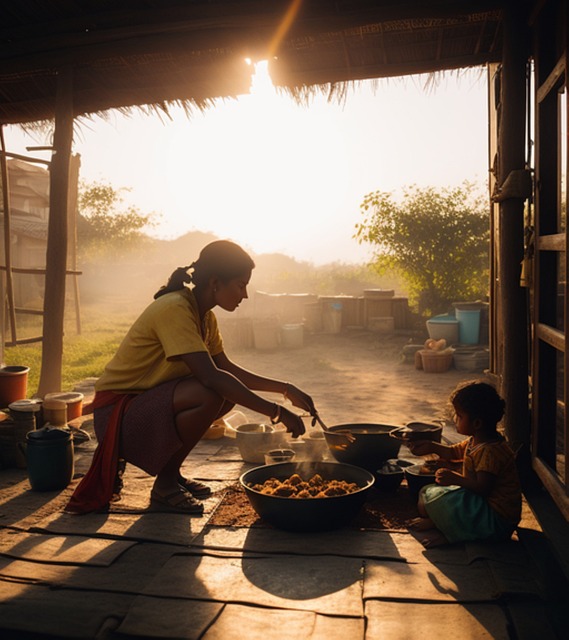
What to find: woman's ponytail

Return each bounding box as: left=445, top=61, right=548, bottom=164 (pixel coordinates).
left=153, top=264, right=194, bottom=299
left=153, top=240, right=255, bottom=299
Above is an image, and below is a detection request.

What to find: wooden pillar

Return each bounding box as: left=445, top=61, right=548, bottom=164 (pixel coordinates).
left=37, top=68, right=74, bottom=397
left=0, top=126, right=18, bottom=347
left=498, top=3, right=531, bottom=468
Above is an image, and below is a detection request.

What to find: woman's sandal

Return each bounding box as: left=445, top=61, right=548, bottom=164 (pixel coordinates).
left=150, top=489, right=204, bottom=514
left=177, top=476, right=212, bottom=498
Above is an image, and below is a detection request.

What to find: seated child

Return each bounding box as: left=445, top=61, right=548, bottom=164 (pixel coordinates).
left=407, top=380, right=521, bottom=547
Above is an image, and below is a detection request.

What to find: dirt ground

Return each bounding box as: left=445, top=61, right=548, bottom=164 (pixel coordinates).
left=226, top=328, right=483, bottom=429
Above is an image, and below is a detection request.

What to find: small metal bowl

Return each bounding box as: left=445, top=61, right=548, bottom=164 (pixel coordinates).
left=264, top=448, right=296, bottom=465
left=375, top=459, right=405, bottom=492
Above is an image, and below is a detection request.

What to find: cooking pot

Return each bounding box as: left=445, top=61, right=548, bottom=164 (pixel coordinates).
left=240, top=461, right=375, bottom=532
left=375, top=459, right=405, bottom=492
left=323, top=423, right=401, bottom=472
left=404, top=464, right=437, bottom=503
left=390, top=421, right=443, bottom=443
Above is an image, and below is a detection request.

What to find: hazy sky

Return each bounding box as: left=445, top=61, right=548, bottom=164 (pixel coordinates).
left=5, top=63, right=489, bottom=265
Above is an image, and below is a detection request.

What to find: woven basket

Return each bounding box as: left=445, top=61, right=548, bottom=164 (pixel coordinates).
left=419, top=350, right=453, bottom=373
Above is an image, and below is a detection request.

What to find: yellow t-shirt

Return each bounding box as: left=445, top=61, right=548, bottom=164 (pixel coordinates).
left=450, top=436, right=521, bottom=524
left=95, top=288, right=224, bottom=393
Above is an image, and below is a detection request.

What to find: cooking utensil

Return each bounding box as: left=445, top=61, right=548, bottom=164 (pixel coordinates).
left=322, top=423, right=401, bottom=471
left=240, top=461, right=374, bottom=532
left=311, top=412, right=355, bottom=443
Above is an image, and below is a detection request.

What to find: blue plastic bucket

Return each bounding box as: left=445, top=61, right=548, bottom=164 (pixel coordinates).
left=456, top=309, right=481, bottom=344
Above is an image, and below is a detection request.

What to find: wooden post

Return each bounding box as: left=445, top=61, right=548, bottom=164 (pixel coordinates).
left=498, top=3, right=531, bottom=471
left=67, top=153, right=81, bottom=335
left=0, top=125, right=18, bottom=346
left=37, top=68, right=74, bottom=397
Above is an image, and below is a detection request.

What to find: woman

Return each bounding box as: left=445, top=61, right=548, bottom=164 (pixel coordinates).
left=67, top=240, right=317, bottom=515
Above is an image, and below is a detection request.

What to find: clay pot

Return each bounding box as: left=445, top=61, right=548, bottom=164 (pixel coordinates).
left=0, top=366, right=29, bottom=408
left=44, top=392, right=84, bottom=421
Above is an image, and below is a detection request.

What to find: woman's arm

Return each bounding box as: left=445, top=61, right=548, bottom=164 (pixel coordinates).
left=180, top=351, right=308, bottom=436
left=213, top=351, right=315, bottom=414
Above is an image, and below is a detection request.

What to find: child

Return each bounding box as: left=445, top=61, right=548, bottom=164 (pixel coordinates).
left=407, top=381, right=521, bottom=547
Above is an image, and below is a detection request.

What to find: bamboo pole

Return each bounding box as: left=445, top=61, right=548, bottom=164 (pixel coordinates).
left=0, top=126, right=18, bottom=347
left=37, top=67, right=74, bottom=397
left=67, top=153, right=81, bottom=335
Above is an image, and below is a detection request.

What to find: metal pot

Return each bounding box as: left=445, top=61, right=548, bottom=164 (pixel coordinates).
left=323, top=423, right=401, bottom=471
left=240, top=461, right=375, bottom=532
left=404, top=464, right=437, bottom=503
left=390, top=421, right=443, bottom=443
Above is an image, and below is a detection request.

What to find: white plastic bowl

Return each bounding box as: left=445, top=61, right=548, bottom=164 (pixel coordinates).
left=235, top=422, right=287, bottom=463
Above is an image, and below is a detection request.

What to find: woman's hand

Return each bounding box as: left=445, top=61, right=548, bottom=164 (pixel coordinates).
left=284, top=383, right=316, bottom=415
left=279, top=406, right=306, bottom=439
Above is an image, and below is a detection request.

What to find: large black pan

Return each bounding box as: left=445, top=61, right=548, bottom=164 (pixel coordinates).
left=240, top=461, right=375, bottom=532
left=323, top=423, right=401, bottom=472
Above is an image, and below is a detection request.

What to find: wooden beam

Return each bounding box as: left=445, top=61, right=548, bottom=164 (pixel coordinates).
left=37, top=67, right=73, bottom=397
left=0, top=126, right=18, bottom=347
left=533, top=456, right=569, bottom=519
left=537, top=322, right=565, bottom=352
left=496, top=1, right=531, bottom=471
left=538, top=232, right=565, bottom=251
left=536, top=53, right=565, bottom=104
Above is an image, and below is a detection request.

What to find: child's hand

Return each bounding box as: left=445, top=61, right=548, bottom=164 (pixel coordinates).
left=406, top=439, right=435, bottom=456
left=435, top=468, right=459, bottom=486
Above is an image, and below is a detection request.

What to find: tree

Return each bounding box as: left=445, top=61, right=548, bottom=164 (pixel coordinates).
left=354, top=182, right=489, bottom=315
left=77, top=180, right=158, bottom=258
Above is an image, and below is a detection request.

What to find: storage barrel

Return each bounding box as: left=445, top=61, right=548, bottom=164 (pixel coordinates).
left=426, top=315, right=459, bottom=344
left=321, top=300, right=342, bottom=334
left=280, top=324, right=304, bottom=348
left=456, top=309, right=481, bottom=344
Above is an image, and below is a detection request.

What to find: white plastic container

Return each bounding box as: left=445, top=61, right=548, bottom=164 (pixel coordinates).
left=235, top=423, right=287, bottom=463
left=280, top=324, right=304, bottom=348
left=222, top=410, right=248, bottom=438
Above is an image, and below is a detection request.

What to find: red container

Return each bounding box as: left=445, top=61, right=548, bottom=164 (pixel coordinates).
left=44, top=392, right=84, bottom=421
left=0, top=366, right=29, bottom=408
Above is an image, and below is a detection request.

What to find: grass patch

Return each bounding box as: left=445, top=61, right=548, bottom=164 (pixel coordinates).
left=3, top=304, right=138, bottom=396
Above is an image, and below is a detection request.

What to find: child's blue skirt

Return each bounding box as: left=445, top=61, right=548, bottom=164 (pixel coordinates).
left=421, top=484, right=515, bottom=543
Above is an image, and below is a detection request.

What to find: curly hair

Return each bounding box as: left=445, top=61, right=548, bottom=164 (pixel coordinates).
left=449, top=381, right=505, bottom=429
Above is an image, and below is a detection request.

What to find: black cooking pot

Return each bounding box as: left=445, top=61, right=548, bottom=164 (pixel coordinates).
left=323, top=423, right=401, bottom=472
left=240, top=461, right=375, bottom=532
left=390, top=421, right=443, bottom=443
left=404, top=464, right=437, bottom=504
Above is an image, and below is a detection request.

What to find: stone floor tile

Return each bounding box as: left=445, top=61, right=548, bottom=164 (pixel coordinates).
left=143, top=553, right=365, bottom=616
left=364, top=600, right=510, bottom=639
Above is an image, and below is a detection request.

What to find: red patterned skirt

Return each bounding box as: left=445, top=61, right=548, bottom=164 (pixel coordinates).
left=94, top=378, right=183, bottom=476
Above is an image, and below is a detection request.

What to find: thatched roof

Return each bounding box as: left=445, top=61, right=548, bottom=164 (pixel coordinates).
left=0, top=1, right=514, bottom=126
